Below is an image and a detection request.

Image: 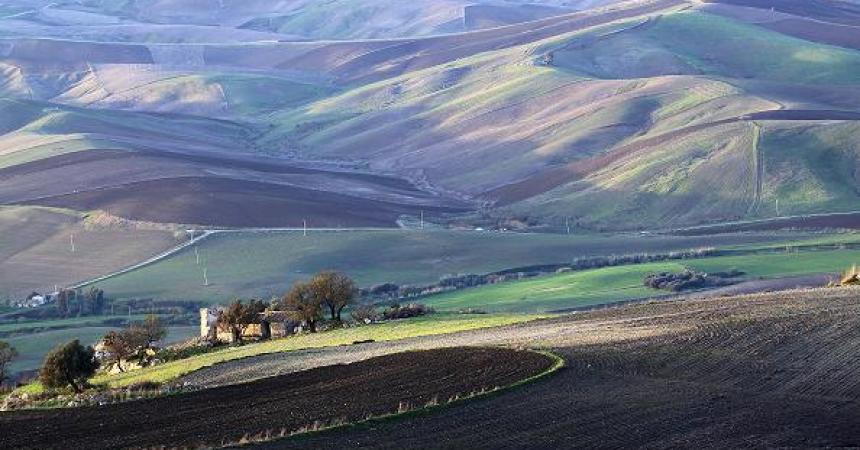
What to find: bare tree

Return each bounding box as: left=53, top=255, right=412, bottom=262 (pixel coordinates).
left=217, top=300, right=266, bottom=343
left=134, top=314, right=167, bottom=349
left=310, top=271, right=357, bottom=322
left=283, top=281, right=322, bottom=332
left=101, top=330, right=140, bottom=372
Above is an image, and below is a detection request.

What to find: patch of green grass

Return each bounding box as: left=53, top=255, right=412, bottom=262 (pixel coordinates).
left=644, top=11, right=860, bottom=85
left=0, top=315, right=148, bottom=334
left=92, top=230, right=801, bottom=303
left=424, top=262, right=687, bottom=313
left=422, top=247, right=860, bottom=313
left=91, top=313, right=544, bottom=388
left=688, top=248, right=860, bottom=279
left=5, top=325, right=198, bottom=376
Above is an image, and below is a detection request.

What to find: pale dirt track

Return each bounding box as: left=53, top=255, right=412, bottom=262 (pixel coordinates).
left=179, top=287, right=860, bottom=449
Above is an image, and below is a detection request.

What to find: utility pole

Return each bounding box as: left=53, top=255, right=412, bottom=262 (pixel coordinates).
left=303, top=219, right=307, bottom=237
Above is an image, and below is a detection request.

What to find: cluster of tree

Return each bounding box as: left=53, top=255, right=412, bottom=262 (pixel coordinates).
left=215, top=272, right=358, bottom=341
left=100, top=315, right=167, bottom=372
left=381, top=303, right=433, bottom=320
left=643, top=268, right=742, bottom=292
left=0, top=341, right=17, bottom=384
left=56, top=287, right=107, bottom=317
left=282, top=271, right=357, bottom=333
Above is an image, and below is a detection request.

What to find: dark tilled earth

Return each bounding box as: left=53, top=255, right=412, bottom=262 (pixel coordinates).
left=254, top=288, right=860, bottom=449
left=0, top=348, right=554, bottom=450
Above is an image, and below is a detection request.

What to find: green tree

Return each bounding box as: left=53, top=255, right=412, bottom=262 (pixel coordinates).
left=310, top=271, right=357, bottom=322
left=39, top=340, right=99, bottom=393
left=283, top=281, right=322, bottom=332
left=0, top=341, right=17, bottom=384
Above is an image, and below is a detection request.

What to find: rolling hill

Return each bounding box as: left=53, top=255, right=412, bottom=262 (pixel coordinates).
left=0, top=0, right=859, bottom=234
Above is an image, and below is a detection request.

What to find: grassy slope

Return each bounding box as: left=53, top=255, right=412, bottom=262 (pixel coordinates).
left=642, top=12, right=860, bottom=84
left=421, top=247, right=860, bottom=313
left=92, top=313, right=543, bottom=388
left=254, top=10, right=860, bottom=229
left=91, top=230, right=802, bottom=303
left=510, top=11, right=860, bottom=228
left=424, top=262, right=686, bottom=312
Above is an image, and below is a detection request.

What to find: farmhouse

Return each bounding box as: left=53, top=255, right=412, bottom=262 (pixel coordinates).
left=199, top=308, right=300, bottom=342
left=11, top=291, right=57, bottom=308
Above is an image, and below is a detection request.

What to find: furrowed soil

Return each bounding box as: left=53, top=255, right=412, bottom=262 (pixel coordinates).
left=223, top=287, right=860, bottom=449
left=0, top=347, right=553, bottom=450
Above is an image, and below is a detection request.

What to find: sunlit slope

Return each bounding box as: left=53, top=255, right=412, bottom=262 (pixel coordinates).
left=0, top=98, right=254, bottom=169
left=258, top=10, right=860, bottom=229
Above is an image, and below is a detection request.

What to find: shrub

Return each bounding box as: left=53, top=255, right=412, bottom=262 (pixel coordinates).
left=39, top=340, right=99, bottom=393
left=382, top=303, right=434, bottom=320
left=350, top=304, right=379, bottom=324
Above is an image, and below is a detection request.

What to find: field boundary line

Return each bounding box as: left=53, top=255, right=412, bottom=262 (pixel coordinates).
left=220, top=348, right=565, bottom=448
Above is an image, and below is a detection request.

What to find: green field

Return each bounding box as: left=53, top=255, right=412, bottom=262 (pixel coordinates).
left=0, top=315, right=149, bottom=334
left=91, top=230, right=812, bottom=303
left=5, top=325, right=198, bottom=375
left=421, top=248, right=860, bottom=313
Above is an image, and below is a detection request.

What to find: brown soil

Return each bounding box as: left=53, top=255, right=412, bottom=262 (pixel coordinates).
left=23, top=176, right=465, bottom=228
left=762, top=18, right=860, bottom=51
left=250, top=288, right=860, bottom=449
left=704, top=0, right=860, bottom=26
left=0, top=347, right=554, bottom=450
left=0, top=149, right=469, bottom=228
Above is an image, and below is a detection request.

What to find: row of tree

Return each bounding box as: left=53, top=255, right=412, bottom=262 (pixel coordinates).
left=56, top=286, right=107, bottom=317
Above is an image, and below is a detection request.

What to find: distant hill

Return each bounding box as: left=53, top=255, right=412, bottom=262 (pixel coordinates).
left=0, top=0, right=859, bottom=230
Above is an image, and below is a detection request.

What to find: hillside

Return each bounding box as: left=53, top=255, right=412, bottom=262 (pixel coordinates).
left=0, top=0, right=859, bottom=232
